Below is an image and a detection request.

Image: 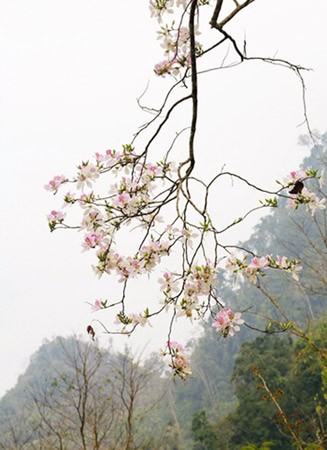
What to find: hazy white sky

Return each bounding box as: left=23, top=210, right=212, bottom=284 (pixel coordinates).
left=1, top=0, right=327, bottom=397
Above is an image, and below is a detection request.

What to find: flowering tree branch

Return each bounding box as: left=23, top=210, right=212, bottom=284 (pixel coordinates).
left=45, top=0, right=325, bottom=378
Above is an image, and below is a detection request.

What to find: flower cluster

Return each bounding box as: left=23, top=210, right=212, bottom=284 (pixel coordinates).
left=150, top=1, right=203, bottom=77
left=283, top=169, right=307, bottom=185
left=155, top=25, right=202, bottom=77
left=94, top=148, right=135, bottom=168
left=149, top=0, right=174, bottom=23
left=165, top=224, right=198, bottom=245
left=149, top=1, right=191, bottom=23
left=128, top=311, right=152, bottom=327
left=287, top=187, right=326, bottom=216
left=158, top=261, right=217, bottom=319
left=93, top=239, right=171, bottom=283
left=76, top=162, right=99, bottom=190
left=111, top=309, right=152, bottom=330
left=159, top=271, right=180, bottom=296
left=165, top=340, right=192, bottom=379
left=281, top=169, right=325, bottom=216
left=45, top=144, right=174, bottom=267
left=82, top=232, right=104, bottom=251
left=47, top=210, right=66, bottom=232
left=180, top=262, right=217, bottom=318
left=109, top=164, right=163, bottom=216
left=212, top=308, right=244, bottom=338
left=226, top=253, right=302, bottom=283
left=91, top=299, right=108, bottom=312
left=263, top=168, right=324, bottom=215
left=44, top=175, right=67, bottom=193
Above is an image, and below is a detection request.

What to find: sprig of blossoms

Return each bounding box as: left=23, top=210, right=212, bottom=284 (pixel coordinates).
left=151, top=0, right=204, bottom=77
left=82, top=232, right=105, bottom=251
left=154, top=25, right=202, bottom=77
left=266, top=168, right=325, bottom=215
left=226, top=253, right=302, bottom=283
left=76, top=161, right=100, bottom=190
left=159, top=271, right=181, bottom=297
left=44, top=175, right=67, bottom=193
left=47, top=210, right=66, bottom=232
left=45, top=147, right=173, bottom=233
left=150, top=0, right=209, bottom=23
left=277, top=168, right=326, bottom=216
left=114, top=309, right=151, bottom=332
left=128, top=311, right=152, bottom=327
left=90, top=299, right=108, bottom=312
left=164, top=341, right=192, bottom=379
left=179, top=261, right=217, bottom=318
left=283, top=169, right=307, bottom=185
left=93, top=239, right=170, bottom=282
left=149, top=0, right=174, bottom=23
left=212, top=308, right=244, bottom=338
left=287, top=187, right=326, bottom=216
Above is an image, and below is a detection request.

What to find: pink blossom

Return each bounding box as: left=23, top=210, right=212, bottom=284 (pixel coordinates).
left=212, top=308, right=244, bottom=337
left=167, top=341, right=184, bottom=352
left=129, top=312, right=151, bottom=327
left=178, top=262, right=217, bottom=318
left=44, top=175, right=66, bottom=192
left=276, top=255, right=289, bottom=269
left=76, top=162, right=99, bottom=189
left=309, top=196, right=326, bottom=215
left=144, top=163, right=163, bottom=178
left=158, top=271, right=180, bottom=295
left=181, top=227, right=198, bottom=248
left=63, top=191, right=75, bottom=205
left=286, top=187, right=326, bottom=215
left=82, top=233, right=103, bottom=251
left=106, top=149, right=123, bottom=160
left=165, top=340, right=191, bottom=379
left=290, top=264, right=302, bottom=282
left=154, top=59, right=175, bottom=76
left=80, top=208, right=104, bottom=230
left=138, top=240, right=170, bottom=271
left=300, top=188, right=326, bottom=215
left=176, top=0, right=188, bottom=7
left=94, top=152, right=106, bottom=163
left=91, top=299, right=102, bottom=312
left=116, top=256, right=144, bottom=282
left=93, top=249, right=123, bottom=277
left=113, top=192, right=132, bottom=208
left=149, top=0, right=174, bottom=22
left=225, top=254, right=241, bottom=271
left=286, top=197, right=297, bottom=209
left=47, top=210, right=66, bottom=231
left=165, top=224, right=179, bottom=240
left=248, top=256, right=270, bottom=269
left=47, top=210, right=65, bottom=223
left=275, top=255, right=302, bottom=281
left=100, top=149, right=125, bottom=168
left=284, top=169, right=307, bottom=185
left=172, top=353, right=191, bottom=375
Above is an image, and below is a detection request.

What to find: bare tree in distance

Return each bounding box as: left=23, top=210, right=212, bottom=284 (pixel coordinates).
left=21, top=337, right=164, bottom=449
